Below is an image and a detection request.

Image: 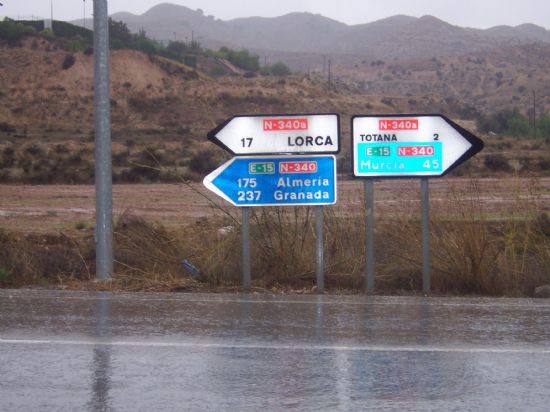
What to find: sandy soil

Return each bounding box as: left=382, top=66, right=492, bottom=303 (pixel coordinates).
left=1, top=177, right=549, bottom=234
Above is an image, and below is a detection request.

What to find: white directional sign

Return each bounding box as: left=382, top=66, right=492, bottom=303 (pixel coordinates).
left=352, top=114, right=483, bottom=177
left=208, top=113, right=340, bottom=155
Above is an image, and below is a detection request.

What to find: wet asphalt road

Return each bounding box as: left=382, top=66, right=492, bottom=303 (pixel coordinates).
left=1, top=290, right=549, bottom=411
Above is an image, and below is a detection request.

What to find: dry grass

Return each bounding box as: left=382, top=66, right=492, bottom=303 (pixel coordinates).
left=0, top=177, right=548, bottom=295
left=377, top=177, right=549, bottom=296
left=0, top=229, right=89, bottom=287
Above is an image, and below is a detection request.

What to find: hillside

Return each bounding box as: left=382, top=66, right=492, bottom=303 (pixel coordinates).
left=0, top=36, right=389, bottom=139
left=0, top=35, right=391, bottom=183
left=9, top=32, right=544, bottom=140
left=0, top=30, right=548, bottom=184
left=336, top=42, right=550, bottom=118
left=107, top=3, right=550, bottom=65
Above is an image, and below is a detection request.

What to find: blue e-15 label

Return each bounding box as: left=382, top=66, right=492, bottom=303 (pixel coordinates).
left=356, top=142, right=442, bottom=175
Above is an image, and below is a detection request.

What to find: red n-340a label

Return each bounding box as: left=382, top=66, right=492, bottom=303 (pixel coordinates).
left=263, top=118, right=309, bottom=131
left=379, top=119, right=418, bottom=130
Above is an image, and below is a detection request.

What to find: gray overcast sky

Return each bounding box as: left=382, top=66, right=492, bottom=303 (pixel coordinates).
left=1, top=0, right=549, bottom=29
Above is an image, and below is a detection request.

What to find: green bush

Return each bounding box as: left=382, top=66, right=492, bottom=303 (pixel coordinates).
left=507, top=115, right=530, bottom=137
left=477, top=109, right=538, bottom=137
left=217, top=47, right=260, bottom=72
left=210, top=65, right=227, bottom=76
left=0, top=18, right=36, bottom=45
left=162, top=40, right=202, bottom=63
left=261, top=61, right=292, bottom=76
left=536, top=113, right=550, bottom=138
left=52, top=21, right=92, bottom=43
left=109, top=18, right=133, bottom=48
left=67, top=38, right=89, bottom=52
left=0, top=267, right=11, bottom=284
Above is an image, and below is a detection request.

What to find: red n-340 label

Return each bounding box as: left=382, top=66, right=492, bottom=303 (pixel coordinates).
left=379, top=119, right=418, bottom=130
left=398, top=146, right=435, bottom=156
left=279, top=161, right=318, bottom=173
left=263, top=118, right=309, bottom=131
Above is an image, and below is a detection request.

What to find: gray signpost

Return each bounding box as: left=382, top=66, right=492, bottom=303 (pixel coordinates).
left=205, top=114, right=340, bottom=292
left=421, top=178, right=431, bottom=293
left=352, top=114, right=483, bottom=292
left=365, top=180, right=375, bottom=292
left=315, top=206, right=324, bottom=293
left=242, top=207, right=251, bottom=290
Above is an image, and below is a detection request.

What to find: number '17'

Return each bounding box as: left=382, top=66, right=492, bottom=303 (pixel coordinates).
left=241, top=138, right=253, bottom=147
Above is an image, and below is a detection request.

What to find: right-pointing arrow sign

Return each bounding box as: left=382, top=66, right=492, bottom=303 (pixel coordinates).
left=208, top=113, right=340, bottom=155
left=352, top=114, right=483, bottom=178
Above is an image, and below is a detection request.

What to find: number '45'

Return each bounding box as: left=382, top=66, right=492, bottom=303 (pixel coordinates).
left=423, top=160, right=440, bottom=169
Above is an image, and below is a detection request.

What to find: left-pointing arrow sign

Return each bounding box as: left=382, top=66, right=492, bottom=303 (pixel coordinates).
left=207, top=113, right=340, bottom=155
left=203, top=155, right=337, bottom=207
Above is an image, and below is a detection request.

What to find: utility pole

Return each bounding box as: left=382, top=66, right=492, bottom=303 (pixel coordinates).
left=49, top=0, right=54, bottom=33
left=93, top=0, right=113, bottom=281
left=328, top=58, right=332, bottom=86
left=83, top=0, right=86, bottom=30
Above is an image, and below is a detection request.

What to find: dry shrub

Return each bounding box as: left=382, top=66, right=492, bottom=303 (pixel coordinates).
left=112, top=212, right=187, bottom=290
left=483, top=153, right=511, bottom=173
left=110, top=210, right=242, bottom=290
left=378, top=178, right=550, bottom=296
left=61, top=53, right=76, bottom=70
left=249, top=207, right=316, bottom=287
left=0, top=230, right=89, bottom=286
left=322, top=209, right=366, bottom=289
left=185, top=217, right=242, bottom=286
left=219, top=206, right=365, bottom=290
left=188, top=147, right=223, bottom=175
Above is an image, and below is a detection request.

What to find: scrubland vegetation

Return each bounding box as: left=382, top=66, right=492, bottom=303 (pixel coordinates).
left=0, top=174, right=548, bottom=296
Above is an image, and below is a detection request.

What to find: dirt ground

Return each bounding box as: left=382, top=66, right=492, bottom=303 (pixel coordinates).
left=1, top=177, right=549, bottom=234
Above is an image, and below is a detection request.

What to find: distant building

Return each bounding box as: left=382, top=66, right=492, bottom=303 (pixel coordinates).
left=44, top=19, right=52, bottom=30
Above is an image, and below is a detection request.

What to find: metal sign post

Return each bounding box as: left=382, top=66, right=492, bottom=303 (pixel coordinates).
left=242, top=207, right=251, bottom=290
left=315, top=206, right=324, bottom=294
left=93, top=0, right=113, bottom=281
left=421, top=178, right=431, bottom=293
left=365, top=180, right=375, bottom=292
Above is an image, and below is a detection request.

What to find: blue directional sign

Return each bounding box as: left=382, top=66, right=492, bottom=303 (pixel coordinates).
left=203, top=155, right=337, bottom=206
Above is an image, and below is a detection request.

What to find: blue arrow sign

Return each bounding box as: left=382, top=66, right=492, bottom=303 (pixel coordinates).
left=203, top=156, right=337, bottom=206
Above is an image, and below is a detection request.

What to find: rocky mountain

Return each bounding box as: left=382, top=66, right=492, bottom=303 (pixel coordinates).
left=108, top=3, right=550, bottom=63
